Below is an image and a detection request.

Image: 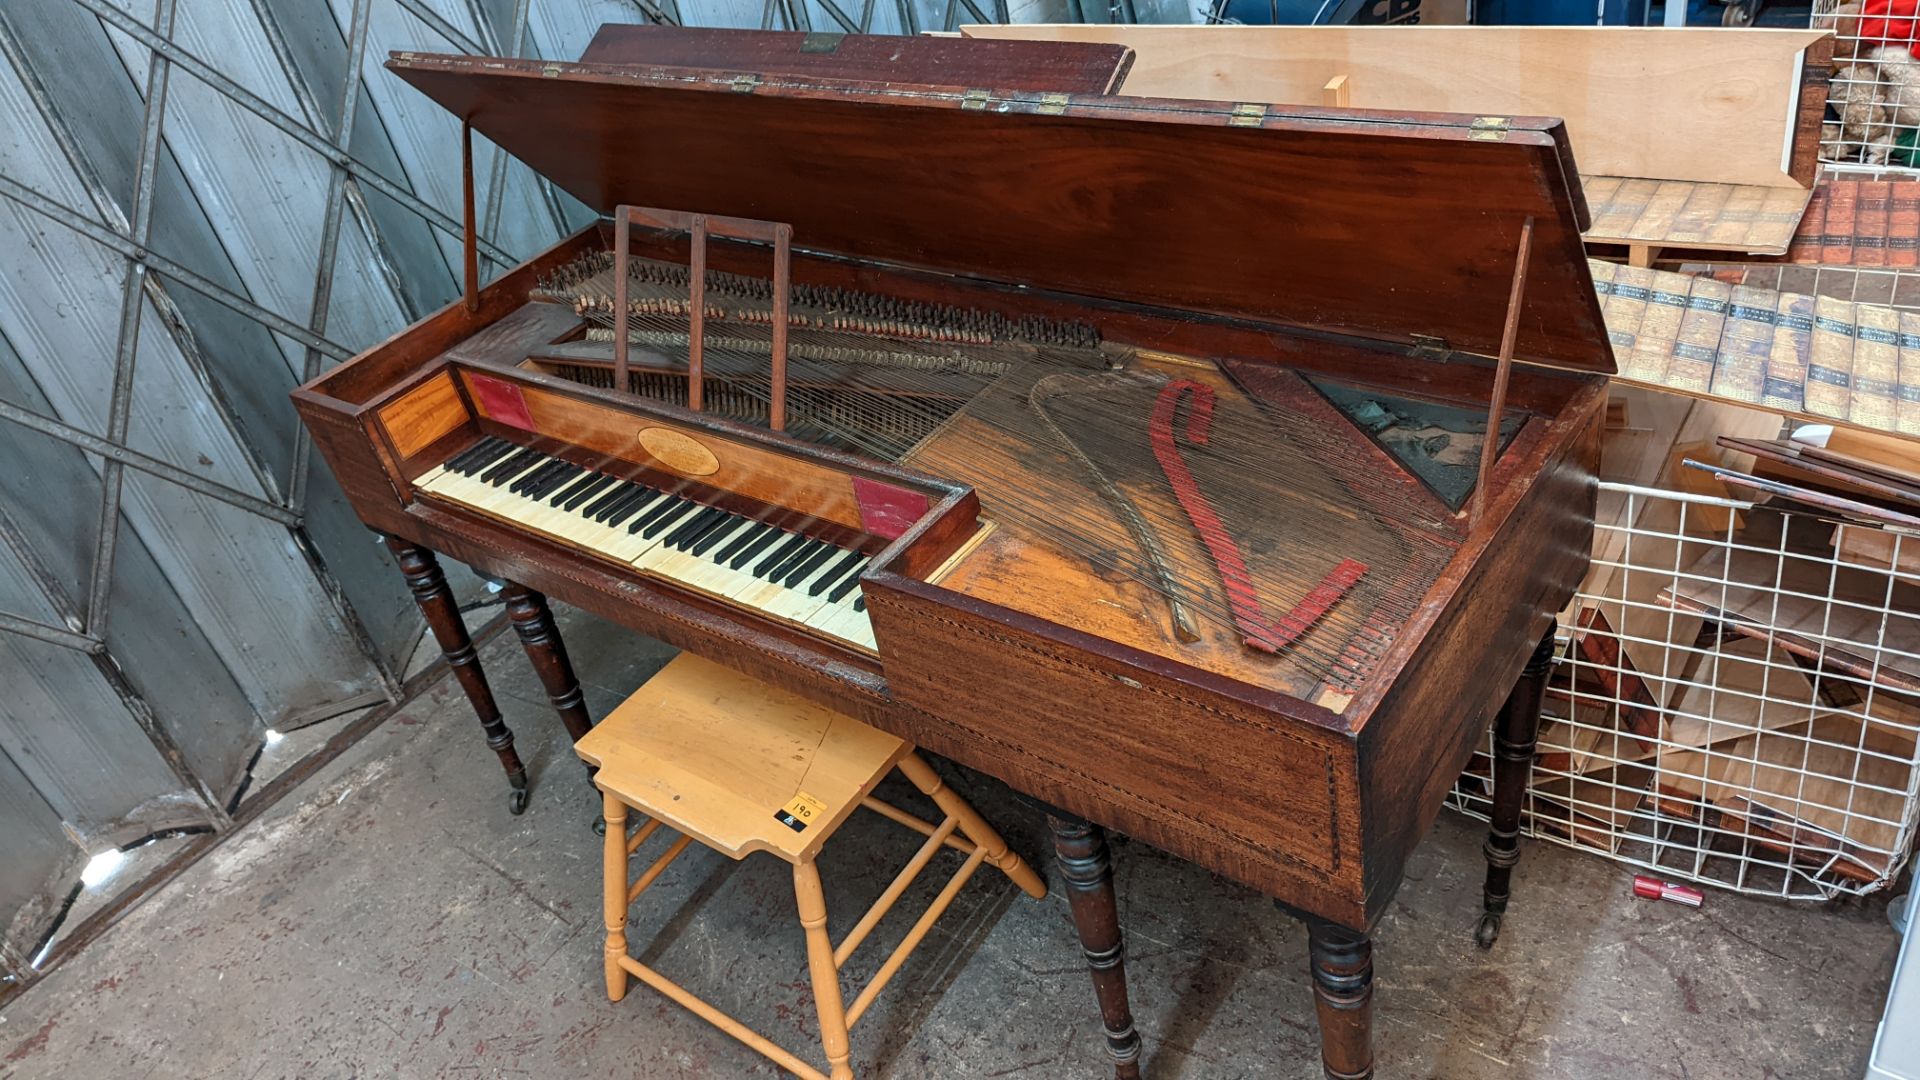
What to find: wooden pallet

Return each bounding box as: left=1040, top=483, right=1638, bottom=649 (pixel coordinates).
left=1584, top=177, right=1812, bottom=266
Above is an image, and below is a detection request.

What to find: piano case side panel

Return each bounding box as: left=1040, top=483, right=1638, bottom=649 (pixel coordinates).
left=864, top=581, right=1370, bottom=924
left=1353, top=383, right=1606, bottom=926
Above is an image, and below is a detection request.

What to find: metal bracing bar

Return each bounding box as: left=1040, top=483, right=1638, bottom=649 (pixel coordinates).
left=834, top=813, right=960, bottom=967
left=286, top=0, right=372, bottom=520
left=859, top=796, right=977, bottom=854
left=0, top=399, right=300, bottom=527
left=0, top=611, right=104, bottom=654
left=625, top=817, right=662, bottom=854
left=66, top=0, right=517, bottom=268
left=627, top=834, right=694, bottom=904
left=0, top=175, right=354, bottom=364
left=84, top=0, right=177, bottom=641
left=843, top=847, right=987, bottom=1027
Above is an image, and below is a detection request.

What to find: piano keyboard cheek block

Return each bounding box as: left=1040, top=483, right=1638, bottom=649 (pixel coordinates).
left=294, top=29, right=1613, bottom=973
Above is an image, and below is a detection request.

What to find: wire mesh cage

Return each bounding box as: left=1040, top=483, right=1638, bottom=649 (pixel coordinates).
left=1450, top=480, right=1920, bottom=900
left=1815, top=0, right=1920, bottom=169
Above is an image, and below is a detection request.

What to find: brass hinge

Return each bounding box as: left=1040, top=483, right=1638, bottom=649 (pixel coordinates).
left=962, top=88, right=993, bottom=110
left=799, top=32, right=845, bottom=53
left=1469, top=116, right=1511, bottom=141
left=1228, top=103, right=1267, bottom=128
left=541, top=62, right=562, bottom=78
left=730, top=74, right=761, bottom=94
left=392, top=51, right=416, bottom=66
left=1410, top=334, right=1453, bottom=361
left=1035, top=92, right=1071, bottom=116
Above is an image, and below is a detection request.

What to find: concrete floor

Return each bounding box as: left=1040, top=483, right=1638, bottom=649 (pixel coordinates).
left=0, top=607, right=1904, bottom=1080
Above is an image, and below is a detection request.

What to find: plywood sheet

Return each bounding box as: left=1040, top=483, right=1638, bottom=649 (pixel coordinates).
left=960, top=25, right=1829, bottom=188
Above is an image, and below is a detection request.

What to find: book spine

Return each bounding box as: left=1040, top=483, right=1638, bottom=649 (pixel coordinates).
left=1789, top=185, right=1827, bottom=264
left=1850, top=304, right=1901, bottom=429
left=1806, top=294, right=1858, bottom=419
left=1712, top=285, right=1775, bottom=404
left=1666, top=277, right=1729, bottom=394
left=1899, top=310, right=1920, bottom=437
left=1889, top=181, right=1919, bottom=268
left=1765, top=291, right=1813, bottom=412
left=1856, top=181, right=1891, bottom=267
left=1823, top=180, right=1858, bottom=265
left=1622, top=269, right=1685, bottom=384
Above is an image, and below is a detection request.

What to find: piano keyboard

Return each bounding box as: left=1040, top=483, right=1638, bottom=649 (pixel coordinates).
left=413, top=437, right=876, bottom=649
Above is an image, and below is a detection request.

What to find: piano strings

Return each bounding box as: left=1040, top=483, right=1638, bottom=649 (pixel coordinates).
left=525, top=249, right=1467, bottom=692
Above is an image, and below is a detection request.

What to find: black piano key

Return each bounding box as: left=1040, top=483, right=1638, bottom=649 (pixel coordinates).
left=782, top=543, right=841, bottom=589
left=560, top=473, right=616, bottom=510
left=481, top=447, right=538, bottom=485
left=680, top=511, right=742, bottom=552
left=698, top=519, right=761, bottom=560
left=588, top=483, right=645, bottom=521
left=721, top=526, right=783, bottom=568
left=808, top=550, right=866, bottom=597
left=515, top=460, right=570, bottom=496
left=826, top=568, right=865, bottom=604
left=546, top=472, right=600, bottom=507
left=764, top=534, right=825, bottom=584
left=459, top=438, right=514, bottom=475
left=637, top=499, right=699, bottom=538
left=853, top=596, right=865, bottom=613
left=532, top=462, right=585, bottom=498
left=725, top=526, right=783, bottom=569
left=664, top=507, right=725, bottom=549
left=754, top=534, right=814, bottom=579
left=629, top=491, right=691, bottom=534
left=603, top=487, right=659, bottom=527
left=624, top=492, right=685, bottom=533
left=509, top=458, right=557, bottom=495
left=446, top=438, right=499, bottom=475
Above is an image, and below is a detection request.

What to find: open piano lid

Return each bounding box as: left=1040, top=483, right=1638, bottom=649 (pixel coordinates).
left=388, top=44, right=1613, bottom=375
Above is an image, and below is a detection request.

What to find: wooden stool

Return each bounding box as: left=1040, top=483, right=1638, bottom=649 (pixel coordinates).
left=576, top=653, right=1047, bottom=1080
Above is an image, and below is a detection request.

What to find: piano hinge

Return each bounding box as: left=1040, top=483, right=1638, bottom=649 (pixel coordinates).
left=799, top=31, right=845, bottom=53
left=1409, top=334, right=1453, bottom=361
left=392, top=51, right=416, bottom=67
left=1469, top=116, right=1511, bottom=141
left=1035, top=92, right=1071, bottom=116
left=541, top=62, right=562, bottom=78
left=1228, top=103, right=1267, bottom=128
left=962, top=88, right=993, bottom=110
left=731, top=73, right=762, bottom=94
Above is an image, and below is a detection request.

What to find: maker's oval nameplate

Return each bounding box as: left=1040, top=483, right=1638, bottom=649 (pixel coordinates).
left=637, top=427, right=720, bottom=476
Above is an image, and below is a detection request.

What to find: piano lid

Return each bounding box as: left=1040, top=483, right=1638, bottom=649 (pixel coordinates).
left=388, top=44, right=1613, bottom=376
left=577, top=26, right=1135, bottom=95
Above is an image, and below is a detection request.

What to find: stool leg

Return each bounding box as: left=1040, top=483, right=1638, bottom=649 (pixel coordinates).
left=385, top=537, right=529, bottom=814
left=896, top=753, right=1047, bottom=900
left=794, top=861, right=855, bottom=1080
left=603, top=791, right=629, bottom=1002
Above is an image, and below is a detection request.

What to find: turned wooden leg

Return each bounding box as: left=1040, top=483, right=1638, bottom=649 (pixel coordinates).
left=603, top=791, right=629, bottom=1001
left=500, top=582, right=594, bottom=754
left=1476, top=623, right=1558, bottom=950
left=795, top=860, right=855, bottom=1080
left=386, top=537, right=529, bottom=814
left=1304, top=916, right=1374, bottom=1080
left=1046, top=813, right=1143, bottom=1080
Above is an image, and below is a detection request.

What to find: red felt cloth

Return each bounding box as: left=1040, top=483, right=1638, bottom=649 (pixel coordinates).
left=1862, top=0, right=1920, bottom=52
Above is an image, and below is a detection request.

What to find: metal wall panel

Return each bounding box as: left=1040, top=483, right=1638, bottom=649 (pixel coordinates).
left=0, top=0, right=1137, bottom=986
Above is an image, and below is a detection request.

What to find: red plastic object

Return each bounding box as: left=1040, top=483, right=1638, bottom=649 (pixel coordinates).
left=1632, top=875, right=1704, bottom=908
